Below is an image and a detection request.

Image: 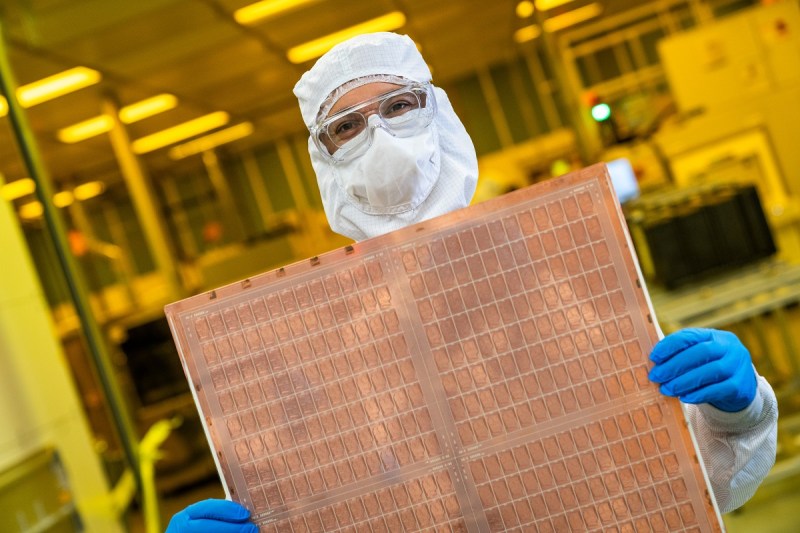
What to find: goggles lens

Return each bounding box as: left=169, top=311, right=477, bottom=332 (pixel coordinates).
left=314, top=83, right=436, bottom=161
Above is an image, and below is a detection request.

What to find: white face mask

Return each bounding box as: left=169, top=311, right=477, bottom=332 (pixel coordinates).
left=333, top=118, right=441, bottom=215
left=308, top=86, right=477, bottom=242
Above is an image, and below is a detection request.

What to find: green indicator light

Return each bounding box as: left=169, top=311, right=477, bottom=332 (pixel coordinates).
left=591, top=103, right=611, bottom=122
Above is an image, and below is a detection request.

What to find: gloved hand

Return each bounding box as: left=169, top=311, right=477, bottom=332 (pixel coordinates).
left=648, top=328, right=757, bottom=412
left=165, top=499, right=258, bottom=533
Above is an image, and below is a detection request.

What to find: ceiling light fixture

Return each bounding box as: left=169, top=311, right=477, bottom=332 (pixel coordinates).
left=131, top=111, right=230, bottom=154
left=17, top=67, right=102, bottom=107
left=53, top=191, right=75, bottom=208
left=0, top=67, right=102, bottom=116
left=169, top=122, right=255, bottom=160
left=1, top=178, right=36, bottom=201
left=73, top=181, right=106, bottom=201
left=19, top=201, right=43, bottom=220
left=58, top=115, right=114, bottom=144
left=534, top=0, right=575, bottom=10
left=543, top=3, right=602, bottom=32
left=234, top=0, right=320, bottom=24
left=119, top=93, right=178, bottom=123
left=57, top=93, right=179, bottom=144
left=514, top=25, right=542, bottom=43
left=516, top=1, right=535, bottom=18
left=287, top=11, right=407, bottom=64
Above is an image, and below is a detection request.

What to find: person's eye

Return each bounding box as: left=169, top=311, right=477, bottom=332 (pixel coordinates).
left=383, top=96, right=418, bottom=116
left=389, top=101, right=411, bottom=113
left=332, top=117, right=364, bottom=138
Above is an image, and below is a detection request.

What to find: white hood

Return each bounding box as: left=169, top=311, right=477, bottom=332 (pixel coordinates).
left=293, top=32, right=478, bottom=241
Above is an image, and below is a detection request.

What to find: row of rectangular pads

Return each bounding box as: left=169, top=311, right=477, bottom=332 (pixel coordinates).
left=259, top=403, right=698, bottom=532
left=194, top=256, right=446, bottom=515
left=398, top=195, right=650, bottom=448
left=189, top=188, right=702, bottom=530
left=394, top=196, right=700, bottom=530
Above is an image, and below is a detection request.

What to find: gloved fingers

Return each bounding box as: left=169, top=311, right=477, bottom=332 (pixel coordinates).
left=678, top=377, right=753, bottom=410
left=648, top=340, right=726, bottom=384
left=650, top=328, right=713, bottom=365
left=657, top=359, right=731, bottom=397
left=184, top=499, right=251, bottom=522
left=180, top=518, right=259, bottom=533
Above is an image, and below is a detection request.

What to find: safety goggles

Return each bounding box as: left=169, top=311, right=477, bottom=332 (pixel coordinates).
left=312, top=82, right=437, bottom=162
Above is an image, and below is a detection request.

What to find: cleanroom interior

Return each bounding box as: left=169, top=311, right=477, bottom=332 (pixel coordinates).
left=1, top=0, right=800, bottom=532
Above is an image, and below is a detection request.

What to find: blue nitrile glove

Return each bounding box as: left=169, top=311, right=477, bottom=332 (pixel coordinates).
left=165, top=499, right=258, bottom=533
left=648, top=328, right=757, bottom=412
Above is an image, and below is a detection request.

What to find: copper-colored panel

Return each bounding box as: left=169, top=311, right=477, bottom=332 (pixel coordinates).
left=166, top=165, right=723, bottom=531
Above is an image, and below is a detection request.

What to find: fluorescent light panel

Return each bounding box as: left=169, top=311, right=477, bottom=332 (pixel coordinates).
left=17, top=67, right=102, bottom=107
left=119, top=94, right=178, bottom=123
left=58, top=116, right=114, bottom=144
left=57, top=93, right=178, bottom=144
left=53, top=191, right=74, bottom=208
left=287, top=11, right=406, bottom=64
left=1, top=179, right=102, bottom=211
left=516, top=1, right=535, bottom=18
left=543, top=3, right=602, bottom=32
left=169, top=122, right=254, bottom=160
left=514, top=25, right=542, bottom=43
left=535, top=0, right=575, bottom=10
left=0, top=66, right=102, bottom=117
left=1, top=178, right=36, bottom=201
left=19, top=201, right=43, bottom=220
left=132, top=111, right=230, bottom=154
left=235, top=0, right=319, bottom=24
left=73, top=181, right=105, bottom=201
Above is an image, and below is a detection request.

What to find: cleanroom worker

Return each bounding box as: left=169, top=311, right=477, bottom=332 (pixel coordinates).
left=166, top=32, right=777, bottom=532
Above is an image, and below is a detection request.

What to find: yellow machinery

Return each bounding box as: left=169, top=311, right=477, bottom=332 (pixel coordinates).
left=646, top=0, right=800, bottom=490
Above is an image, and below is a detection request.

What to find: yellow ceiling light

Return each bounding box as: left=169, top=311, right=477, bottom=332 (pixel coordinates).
left=0, top=97, right=7, bottom=117
left=234, top=0, right=320, bottom=24
left=514, top=25, right=542, bottom=43
left=73, top=181, right=106, bottom=201
left=535, top=0, right=575, bottom=10
left=119, top=93, right=178, bottom=123
left=2, top=178, right=36, bottom=201
left=53, top=191, right=75, bottom=208
left=516, top=1, right=535, bottom=18
left=19, top=201, right=43, bottom=220
left=57, top=94, right=179, bottom=144
left=131, top=111, right=230, bottom=154
left=543, top=3, right=602, bottom=32
left=17, top=67, right=102, bottom=107
left=58, top=115, right=114, bottom=144
left=287, top=11, right=407, bottom=64
left=169, top=122, right=255, bottom=160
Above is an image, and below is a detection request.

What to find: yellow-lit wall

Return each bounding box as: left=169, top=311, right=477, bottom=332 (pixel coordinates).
left=0, top=182, right=123, bottom=531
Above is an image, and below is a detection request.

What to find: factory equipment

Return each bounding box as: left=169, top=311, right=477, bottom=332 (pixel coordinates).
left=655, top=1, right=800, bottom=261
left=645, top=0, right=800, bottom=494
left=0, top=448, right=80, bottom=533
left=624, top=182, right=776, bottom=289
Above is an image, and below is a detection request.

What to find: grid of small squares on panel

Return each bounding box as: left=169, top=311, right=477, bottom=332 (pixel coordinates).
left=401, top=191, right=649, bottom=448
left=466, top=403, right=700, bottom=532
left=261, top=469, right=467, bottom=532
left=191, top=257, right=447, bottom=524
left=167, top=166, right=722, bottom=532
left=396, top=187, right=711, bottom=532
